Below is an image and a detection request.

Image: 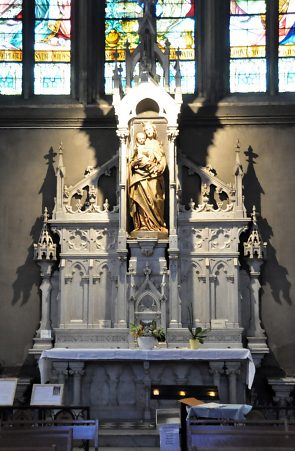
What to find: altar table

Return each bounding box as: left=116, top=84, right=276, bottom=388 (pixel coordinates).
left=37, top=348, right=255, bottom=421
left=39, top=348, right=255, bottom=390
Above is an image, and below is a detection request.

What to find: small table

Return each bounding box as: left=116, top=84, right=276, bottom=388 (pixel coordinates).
left=188, top=403, right=252, bottom=421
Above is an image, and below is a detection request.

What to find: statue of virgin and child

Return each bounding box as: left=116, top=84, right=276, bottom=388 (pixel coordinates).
left=128, top=122, right=168, bottom=236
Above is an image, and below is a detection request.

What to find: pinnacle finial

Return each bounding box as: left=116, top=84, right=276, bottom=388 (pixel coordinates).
left=244, top=206, right=266, bottom=260
left=235, top=139, right=241, bottom=165
left=43, top=207, right=49, bottom=224
left=57, top=142, right=64, bottom=169
left=252, top=205, right=257, bottom=224
left=34, top=210, right=57, bottom=261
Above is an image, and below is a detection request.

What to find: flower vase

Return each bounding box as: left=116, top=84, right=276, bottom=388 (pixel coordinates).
left=189, top=338, right=201, bottom=350
left=138, top=336, right=156, bottom=350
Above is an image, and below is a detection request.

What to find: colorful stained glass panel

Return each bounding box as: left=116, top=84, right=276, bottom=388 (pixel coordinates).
left=230, top=0, right=266, bottom=92
left=157, top=17, right=195, bottom=60
left=279, top=2, right=295, bottom=92
left=34, top=0, right=71, bottom=95
left=106, top=0, right=143, bottom=19
left=230, top=58, right=266, bottom=92
left=0, top=0, right=22, bottom=94
left=34, top=62, right=70, bottom=94
left=156, top=0, right=194, bottom=18
left=105, top=0, right=196, bottom=94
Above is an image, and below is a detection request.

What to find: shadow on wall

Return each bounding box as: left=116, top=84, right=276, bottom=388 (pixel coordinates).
left=242, top=145, right=291, bottom=306
left=77, top=97, right=223, bottom=327
left=12, top=147, right=57, bottom=306
left=178, top=102, right=223, bottom=324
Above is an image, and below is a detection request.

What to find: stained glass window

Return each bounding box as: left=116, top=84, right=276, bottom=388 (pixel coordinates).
left=34, top=0, right=71, bottom=95
left=230, top=0, right=266, bottom=92
left=105, top=0, right=196, bottom=94
left=0, top=0, right=23, bottom=95
left=279, top=0, right=295, bottom=92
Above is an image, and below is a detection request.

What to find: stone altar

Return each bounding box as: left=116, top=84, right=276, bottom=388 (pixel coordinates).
left=30, top=0, right=268, bottom=422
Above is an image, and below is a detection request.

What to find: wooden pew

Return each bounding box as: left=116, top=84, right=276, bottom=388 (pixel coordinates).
left=0, top=429, right=72, bottom=451
left=188, top=429, right=295, bottom=450
left=0, top=448, right=56, bottom=451
left=195, top=448, right=295, bottom=451
left=0, top=419, right=99, bottom=451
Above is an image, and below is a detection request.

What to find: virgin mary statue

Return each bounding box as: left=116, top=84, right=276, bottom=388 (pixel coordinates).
left=128, top=122, right=168, bottom=235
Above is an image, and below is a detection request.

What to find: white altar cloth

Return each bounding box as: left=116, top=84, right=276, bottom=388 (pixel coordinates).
left=39, top=348, right=255, bottom=388
left=188, top=403, right=253, bottom=421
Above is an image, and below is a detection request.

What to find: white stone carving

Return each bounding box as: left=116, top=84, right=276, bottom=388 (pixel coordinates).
left=68, top=229, right=89, bottom=251
left=33, top=68, right=268, bottom=370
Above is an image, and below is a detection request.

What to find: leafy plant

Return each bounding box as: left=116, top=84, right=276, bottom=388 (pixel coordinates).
left=187, top=306, right=207, bottom=343
left=130, top=320, right=166, bottom=342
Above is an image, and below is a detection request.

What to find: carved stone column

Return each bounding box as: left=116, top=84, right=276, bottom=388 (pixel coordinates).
left=32, top=208, right=57, bottom=351
left=69, top=362, right=85, bottom=405
left=247, top=259, right=266, bottom=336
left=167, top=127, right=181, bottom=328
left=268, top=377, right=295, bottom=419
left=225, top=362, right=241, bottom=404
left=143, top=361, right=151, bottom=420
left=38, top=261, right=54, bottom=335
left=52, top=361, right=69, bottom=385
left=116, top=254, right=127, bottom=328
left=52, top=361, right=69, bottom=404
left=168, top=254, right=181, bottom=327
left=209, top=361, right=224, bottom=399
left=209, top=275, right=217, bottom=319
left=116, top=128, right=129, bottom=329
left=117, top=128, right=129, bottom=241
left=167, top=127, right=179, bottom=236
left=244, top=206, right=268, bottom=364
left=105, top=364, right=122, bottom=406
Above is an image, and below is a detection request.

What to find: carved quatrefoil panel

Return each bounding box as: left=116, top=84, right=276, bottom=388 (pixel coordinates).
left=68, top=229, right=89, bottom=251
left=95, top=229, right=117, bottom=251
left=179, top=227, right=207, bottom=251
left=192, top=228, right=207, bottom=250
left=209, top=228, right=232, bottom=250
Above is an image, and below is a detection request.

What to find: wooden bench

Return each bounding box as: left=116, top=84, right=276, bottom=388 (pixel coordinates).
left=0, top=447, right=56, bottom=451
left=0, top=419, right=99, bottom=451
left=0, top=429, right=72, bottom=451
left=188, top=429, right=295, bottom=451
left=195, top=448, right=295, bottom=451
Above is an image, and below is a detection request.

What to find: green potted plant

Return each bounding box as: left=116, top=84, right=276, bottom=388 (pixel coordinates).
left=130, top=320, right=165, bottom=349
left=187, top=306, right=207, bottom=349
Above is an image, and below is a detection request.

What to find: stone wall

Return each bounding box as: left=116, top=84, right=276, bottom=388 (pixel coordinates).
left=0, top=103, right=294, bottom=378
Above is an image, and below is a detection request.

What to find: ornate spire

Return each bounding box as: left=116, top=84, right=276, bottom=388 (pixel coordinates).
left=53, top=142, right=66, bottom=217
left=34, top=208, right=57, bottom=261
left=124, top=0, right=171, bottom=90
left=57, top=142, right=64, bottom=171
left=234, top=139, right=243, bottom=175
left=244, top=206, right=267, bottom=259
left=233, top=139, right=244, bottom=215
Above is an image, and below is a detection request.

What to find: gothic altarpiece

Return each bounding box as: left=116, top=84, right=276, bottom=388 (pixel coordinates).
left=30, top=2, right=269, bottom=421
